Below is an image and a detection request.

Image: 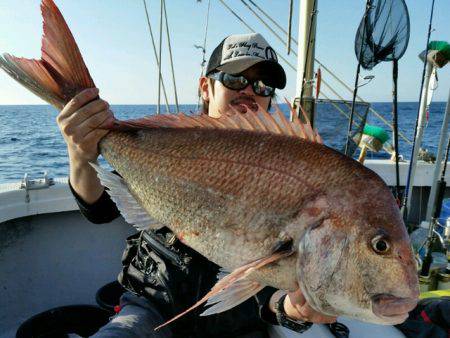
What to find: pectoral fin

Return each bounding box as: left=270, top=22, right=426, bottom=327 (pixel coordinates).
left=200, top=275, right=264, bottom=316
left=154, top=244, right=293, bottom=330
left=90, top=162, right=162, bottom=231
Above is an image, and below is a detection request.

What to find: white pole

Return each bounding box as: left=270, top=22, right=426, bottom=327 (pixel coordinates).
left=294, top=0, right=317, bottom=120
left=425, top=88, right=450, bottom=222
left=405, top=62, right=434, bottom=213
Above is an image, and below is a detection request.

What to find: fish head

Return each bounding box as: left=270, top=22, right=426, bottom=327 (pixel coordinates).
left=296, top=175, right=419, bottom=325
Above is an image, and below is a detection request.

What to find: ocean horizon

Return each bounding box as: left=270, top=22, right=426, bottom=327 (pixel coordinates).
left=0, top=101, right=446, bottom=106
left=0, top=101, right=448, bottom=183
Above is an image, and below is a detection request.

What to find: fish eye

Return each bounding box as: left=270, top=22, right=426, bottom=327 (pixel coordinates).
left=371, top=235, right=390, bottom=254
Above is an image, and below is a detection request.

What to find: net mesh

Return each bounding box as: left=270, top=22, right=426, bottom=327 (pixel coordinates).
left=355, top=0, right=410, bottom=70
left=313, top=99, right=370, bottom=155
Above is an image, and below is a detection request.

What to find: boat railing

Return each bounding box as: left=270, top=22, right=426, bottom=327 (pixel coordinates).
left=0, top=173, right=77, bottom=224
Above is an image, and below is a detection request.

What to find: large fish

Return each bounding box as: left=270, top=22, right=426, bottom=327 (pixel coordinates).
left=1, top=0, right=419, bottom=328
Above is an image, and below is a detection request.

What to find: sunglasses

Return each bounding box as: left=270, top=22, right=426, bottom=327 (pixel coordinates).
left=208, top=71, right=275, bottom=97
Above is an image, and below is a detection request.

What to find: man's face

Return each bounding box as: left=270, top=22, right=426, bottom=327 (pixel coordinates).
left=200, top=64, right=273, bottom=118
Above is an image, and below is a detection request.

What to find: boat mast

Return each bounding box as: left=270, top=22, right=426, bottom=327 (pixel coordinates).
left=405, top=62, right=435, bottom=214
left=294, top=0, right=318, bottom=124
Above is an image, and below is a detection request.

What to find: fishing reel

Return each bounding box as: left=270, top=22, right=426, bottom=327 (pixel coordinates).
left=414, top=217, right=450, bottom=292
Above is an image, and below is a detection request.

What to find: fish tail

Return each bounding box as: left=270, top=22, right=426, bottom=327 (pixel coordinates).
left=0, top=0, right=95, bottom=110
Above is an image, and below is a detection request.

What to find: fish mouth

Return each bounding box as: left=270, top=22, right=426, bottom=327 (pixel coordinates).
left=230, top=97, right=258, bottom=113
left=371, top=294, right=418, bottom=323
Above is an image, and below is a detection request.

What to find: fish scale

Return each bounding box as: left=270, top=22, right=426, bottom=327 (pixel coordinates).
left=100, top=130, right=307, bottom=266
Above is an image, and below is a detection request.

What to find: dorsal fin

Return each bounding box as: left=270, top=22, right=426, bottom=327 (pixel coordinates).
left=0, top=0, right=95, bottom=109
left=111, top=101, right=323, bottom=144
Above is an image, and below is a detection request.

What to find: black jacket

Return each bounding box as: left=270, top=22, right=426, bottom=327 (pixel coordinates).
left=69, top=181, right=279, bottom=338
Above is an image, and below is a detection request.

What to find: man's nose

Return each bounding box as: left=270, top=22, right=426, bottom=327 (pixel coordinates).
left=238, top=83, right=255, bottom=96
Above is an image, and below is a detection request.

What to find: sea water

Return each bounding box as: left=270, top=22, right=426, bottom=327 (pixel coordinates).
left=0, top=102, right=446, bottom=183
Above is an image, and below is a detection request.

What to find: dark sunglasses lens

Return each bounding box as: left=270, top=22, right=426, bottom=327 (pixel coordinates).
left=253, top=80, right=274, bottom=97
left=222, top=73, right=248, bottom=90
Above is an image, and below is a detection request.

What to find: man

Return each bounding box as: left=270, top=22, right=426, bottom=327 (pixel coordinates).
left=58, top=33, right=336, bottom=337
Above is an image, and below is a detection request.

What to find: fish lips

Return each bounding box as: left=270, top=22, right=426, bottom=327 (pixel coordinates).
left=371, top=294, right=418, bottom=324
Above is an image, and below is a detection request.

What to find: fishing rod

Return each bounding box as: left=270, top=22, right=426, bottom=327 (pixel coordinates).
left=392, top=59, right=401, bottom=203
left=344, top=0, right=371, bottom=156
left=420, top=132, right=450, bottom=276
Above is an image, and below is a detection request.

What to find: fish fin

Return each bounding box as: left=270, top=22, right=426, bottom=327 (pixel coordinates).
left=0, top=55, right=64, bottom=108
left=113, top=100, right=322, bottom=144
left=154, top=247, right=293, bottom=330
left=200, top=276, right=264, bottom=316
left=90, top=162, right=161, bottom=231
left=217, top=267, right=231, bottom=279
left=0, top=0, right=95, bottom=109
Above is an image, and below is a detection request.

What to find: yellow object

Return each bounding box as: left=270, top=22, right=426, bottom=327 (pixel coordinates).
left=358, top=145, right=368, bottom=163
left=419, top=289, right=450, bottom=299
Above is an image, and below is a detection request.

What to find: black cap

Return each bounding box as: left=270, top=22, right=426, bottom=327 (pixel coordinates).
left=206, top=33, right=286, bottom=89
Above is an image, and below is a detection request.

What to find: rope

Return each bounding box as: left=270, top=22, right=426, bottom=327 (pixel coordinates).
left=163, top=0, right=179, bottom=113
left=219, top=0, right=251, bottom=32
left=287, top=0, right=294, bottom=54
left=240, top=0, right=294, bottom=56
left=157, top=0, right=164, bottom=114
left=344, top=62, right=362, bottom=155
left=142, top=0, right=170, bottom=114
left=201, top=0, right=211, bottom=76
left=236, top=0, right=413, bottom=145
left=197, top=0, right=211, bottom=110
left=321, top=79, right=358, bottom=111
left=219, top=0, right=297, bottom=72
left=319, top=92, right=365, bottom=130
left=247, top=0, right=297, bottom=43
left=344, top=0, right=371, bottom=155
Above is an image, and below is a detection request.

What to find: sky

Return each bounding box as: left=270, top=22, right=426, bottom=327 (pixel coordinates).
left=0, top=0, right=449, bottom=105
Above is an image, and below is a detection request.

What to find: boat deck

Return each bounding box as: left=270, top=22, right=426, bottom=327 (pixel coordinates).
left=0, top=210, right=134, bottom=337
left=0, top=210, right=407, bottom=337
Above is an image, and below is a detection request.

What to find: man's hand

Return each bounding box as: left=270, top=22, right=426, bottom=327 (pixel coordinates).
left=284, top=289, right=336, bottom=324
left=57, top=87, right=114, bottom=163
left=269, top=288, right=336, bottom=324
left=56, top=88, right=115, bottom=204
